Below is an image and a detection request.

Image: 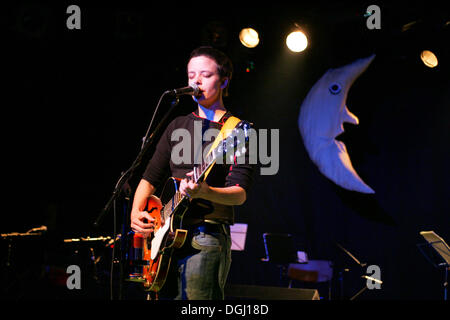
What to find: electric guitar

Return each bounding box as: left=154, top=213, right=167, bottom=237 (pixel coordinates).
left=129, top=119, right=252, bottom=292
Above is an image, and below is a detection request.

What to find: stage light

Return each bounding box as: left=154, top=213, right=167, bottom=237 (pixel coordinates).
left=420, top=50, right=438, bottom=68
left=239, top=28, right=259, bottom=48
left=286, top=30, right=308, bottom=53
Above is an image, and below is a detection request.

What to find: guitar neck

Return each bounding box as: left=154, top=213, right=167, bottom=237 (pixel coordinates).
left=193, top=150, right=217, bottom=183
left=161, top=149, right=219, bottom=221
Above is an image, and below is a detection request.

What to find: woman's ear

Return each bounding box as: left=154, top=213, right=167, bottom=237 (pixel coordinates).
left=221, top=78, right=229, bottom=89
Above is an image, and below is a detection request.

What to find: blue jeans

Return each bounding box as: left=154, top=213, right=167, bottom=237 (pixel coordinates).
left=173, top=225, right=231, bottom=300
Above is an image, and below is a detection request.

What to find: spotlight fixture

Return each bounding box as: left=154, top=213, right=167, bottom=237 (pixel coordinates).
left=286, top=29, right=308, bottom=53
left=420, top=50, right=438, bottom=68
left=239, top=28, right=260, bottom=48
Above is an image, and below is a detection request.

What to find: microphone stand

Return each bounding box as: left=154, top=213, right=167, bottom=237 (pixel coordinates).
left=335, top=242, right=368, bottom=300
left=93, top=91, right=179, bottom=300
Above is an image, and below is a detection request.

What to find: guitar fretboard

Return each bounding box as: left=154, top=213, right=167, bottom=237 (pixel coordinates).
left=161, top=147, right=219, bottom=221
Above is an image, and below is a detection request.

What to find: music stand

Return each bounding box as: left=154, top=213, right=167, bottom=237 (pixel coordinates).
left=262, top=233, right=298, bottom=264
left=417, top=231, right=450, bottom=300
left=230, top=223, right=248, bottom=251
left=261, top=233, right=298, bottom=285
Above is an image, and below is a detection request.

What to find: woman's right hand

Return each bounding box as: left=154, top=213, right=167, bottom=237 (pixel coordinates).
left=130, top=210, right=156, bottom=238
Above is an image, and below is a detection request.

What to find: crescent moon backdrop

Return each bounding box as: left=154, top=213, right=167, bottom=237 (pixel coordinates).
left=298, top=54, right=376, bottom=194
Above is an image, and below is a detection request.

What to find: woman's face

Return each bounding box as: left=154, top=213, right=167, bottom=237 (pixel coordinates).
left=187, top=55, right=227, bottom=107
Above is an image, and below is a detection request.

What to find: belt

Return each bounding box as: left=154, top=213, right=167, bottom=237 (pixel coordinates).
left=193, top=223, right=229, bottom=235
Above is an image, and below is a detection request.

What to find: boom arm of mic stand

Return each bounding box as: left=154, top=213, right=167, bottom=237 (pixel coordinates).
left=93, top=93, right=179, bottom=228
left=336, top=242, right=367, bottom=268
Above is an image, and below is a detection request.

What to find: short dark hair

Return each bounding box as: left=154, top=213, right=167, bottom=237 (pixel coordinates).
left=188, top=46, right=233, bottom=96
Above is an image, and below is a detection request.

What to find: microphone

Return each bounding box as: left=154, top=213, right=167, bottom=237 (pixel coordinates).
left=166, top=84, right=200, bottom=96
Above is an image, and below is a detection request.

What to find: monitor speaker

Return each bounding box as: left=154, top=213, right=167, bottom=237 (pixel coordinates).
left=225, top=284, right=320, bottom=300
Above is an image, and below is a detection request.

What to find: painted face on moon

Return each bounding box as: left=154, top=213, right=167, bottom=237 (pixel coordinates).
left=298, top=54, right=376, bottom=194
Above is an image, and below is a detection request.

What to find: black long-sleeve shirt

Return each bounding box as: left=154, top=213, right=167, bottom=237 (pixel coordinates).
left=142, top=110, right=254, bottom=225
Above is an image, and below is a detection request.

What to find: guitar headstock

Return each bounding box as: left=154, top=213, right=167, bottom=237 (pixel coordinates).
left=216, top=120, right=253, bottom=164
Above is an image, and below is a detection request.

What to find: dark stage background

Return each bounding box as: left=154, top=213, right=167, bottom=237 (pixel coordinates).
left=2, top=1, right=449, bottom=300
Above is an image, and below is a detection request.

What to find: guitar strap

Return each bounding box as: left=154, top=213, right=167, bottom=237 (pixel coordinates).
left=203, top=115, right=241, bottom=180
